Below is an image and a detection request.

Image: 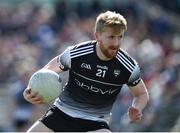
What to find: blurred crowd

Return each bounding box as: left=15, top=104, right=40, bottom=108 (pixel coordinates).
left=0, top=0, right=179, bottom=132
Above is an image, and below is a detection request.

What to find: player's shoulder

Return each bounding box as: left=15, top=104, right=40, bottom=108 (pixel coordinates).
left=116, top=48, right=140, bottom=74
left=117, top=48, right=137, bottom=65
left=67, top=40, right=96, bottom=59
left=70, top=40, right=96, bottom=50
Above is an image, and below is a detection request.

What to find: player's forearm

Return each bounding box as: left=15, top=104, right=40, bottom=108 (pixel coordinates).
left=132, top=91, right=149, bottom=111
left=43, top=56, right=62, bottom=73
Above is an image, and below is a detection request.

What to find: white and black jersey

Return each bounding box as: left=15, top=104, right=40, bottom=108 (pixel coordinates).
left=54, top=40, right=141, bottom=123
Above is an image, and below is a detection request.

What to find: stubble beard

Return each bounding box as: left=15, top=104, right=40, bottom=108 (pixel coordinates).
left=100, top=45, right=119, bottom=59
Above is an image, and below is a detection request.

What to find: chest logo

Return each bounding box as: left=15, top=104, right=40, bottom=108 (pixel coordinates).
left=114, top=69, right=121, bottom=77
left=81, top=63, right=91, bottom=70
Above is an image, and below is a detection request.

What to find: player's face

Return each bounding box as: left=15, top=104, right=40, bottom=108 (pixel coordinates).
left=96, top=27, right=124, bottom=59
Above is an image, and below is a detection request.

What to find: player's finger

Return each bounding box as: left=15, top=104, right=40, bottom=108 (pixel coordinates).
left=35, top=100, right=45, bottom=104
left=128, top=107, right=139, bottom=114
left=131, top=112, right=142, bottom=118
left=23, top=88, right=31, bottom=97
left=30, top=94, right=44, bottom=101
left=129, top=114, right=142, bottom=123
left=31, top=98, right=46, bottom=104
left=30, top=96, right=42, bottom=101
left=128, top=107, right=142, bottom=117
left=30, top=97, right=43, bottom=104
left=31, top=94, right=46, bottom=103
left=26, top=91, right=39, bottom=99
left=34, top=100, right=46, bottom=104
left=25, top=88, right=31, bottom=94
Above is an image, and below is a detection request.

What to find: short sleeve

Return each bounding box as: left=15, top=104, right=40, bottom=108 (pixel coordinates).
left=57, top=47, right=71, bottom=71
left=127, top=60, right=141, bottom=87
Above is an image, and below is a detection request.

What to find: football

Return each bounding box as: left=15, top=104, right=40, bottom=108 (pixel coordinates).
left=28, top=69, right=62, bottom=103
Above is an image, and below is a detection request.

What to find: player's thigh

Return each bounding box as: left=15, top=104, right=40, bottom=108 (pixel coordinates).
left=27, top=121, right=53, bottom=132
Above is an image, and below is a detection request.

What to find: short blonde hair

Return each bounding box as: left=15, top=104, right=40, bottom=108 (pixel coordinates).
left=95, top=11, right=127, bottom=33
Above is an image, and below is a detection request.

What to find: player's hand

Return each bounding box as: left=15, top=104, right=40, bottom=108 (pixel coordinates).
left=128, top=107, right=142, bottom=123
left=23, top=86, right=46, bottom=104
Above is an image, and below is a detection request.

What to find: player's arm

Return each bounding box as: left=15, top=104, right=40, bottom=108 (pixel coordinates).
left=23, top=48, right=71, bottom=104
left=23, top=57, right=60, bottom=104
left=23, top=57, right=60, bottom=105
left=23, top=56, right=63, bottom=104
left=40, top=46, right=72, bottom=73
left=126, top=62, right=149, bottom=123
left=42, top=56, right=63, bottom=73
left=128, top=80, right=149, bottom=123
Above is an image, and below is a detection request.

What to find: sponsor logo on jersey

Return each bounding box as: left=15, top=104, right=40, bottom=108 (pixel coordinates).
left=97, top=65, right=108, bottom=70
left=113, top=69, right=121, bottom=77
left=74, top=78, right=118, bottom=95
left=81, top=63, right=91, bottom=70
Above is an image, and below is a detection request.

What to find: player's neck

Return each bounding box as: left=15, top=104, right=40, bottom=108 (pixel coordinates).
left=96, top=43, right=111, bottom=61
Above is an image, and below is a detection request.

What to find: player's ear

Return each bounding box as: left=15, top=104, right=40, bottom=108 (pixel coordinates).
left=94, top=32, right=101, bottom=42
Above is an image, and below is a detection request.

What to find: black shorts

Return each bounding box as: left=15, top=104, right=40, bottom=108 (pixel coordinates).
left=39, top=105, right=110, bottom=132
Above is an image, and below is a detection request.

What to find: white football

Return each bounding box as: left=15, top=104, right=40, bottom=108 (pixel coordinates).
left=28, top=69, right=62, bottom=103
